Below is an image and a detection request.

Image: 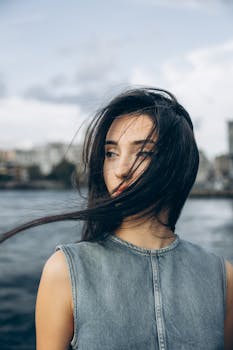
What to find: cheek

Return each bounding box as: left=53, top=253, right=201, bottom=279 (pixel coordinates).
left=103, top=160, right=110, bottom=186
left=134, top=159, right=151, bottom=177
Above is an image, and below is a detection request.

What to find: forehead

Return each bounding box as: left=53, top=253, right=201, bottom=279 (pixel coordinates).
left=106, top=114, right=155, bottom=142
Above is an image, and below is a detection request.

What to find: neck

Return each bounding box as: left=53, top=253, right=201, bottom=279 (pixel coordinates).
left=114, top=215, right=176, bottom=250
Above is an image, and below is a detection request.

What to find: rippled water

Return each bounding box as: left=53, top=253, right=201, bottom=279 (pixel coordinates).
left=0, top=190, right=233, bottom=350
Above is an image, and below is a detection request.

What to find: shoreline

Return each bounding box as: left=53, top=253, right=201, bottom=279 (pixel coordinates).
left=0, top=180, right=68, bottom=190
left=189, top=189, right=233, bottom=199
left=0, top=181, right=233, bottom=198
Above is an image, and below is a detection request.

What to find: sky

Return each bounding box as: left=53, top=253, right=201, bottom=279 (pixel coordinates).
left=0, top=0, right=233, bottom=160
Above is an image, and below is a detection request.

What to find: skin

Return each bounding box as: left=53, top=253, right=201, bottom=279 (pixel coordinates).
left=103, top=114, right=155, bottom=197
left=103, top=113, right=175, bottom=249
left=225, top=261, right=233, bottom=350
left=35, top=113, right=233, bottom=349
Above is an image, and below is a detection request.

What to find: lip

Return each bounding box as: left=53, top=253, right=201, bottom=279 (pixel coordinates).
left=113, top=185, right=128, bottom=196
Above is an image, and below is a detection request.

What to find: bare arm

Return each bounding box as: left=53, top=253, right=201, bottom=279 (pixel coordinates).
left=35, top=250, right=74, bottom=350
left=224, top=260, right=233, bottom=350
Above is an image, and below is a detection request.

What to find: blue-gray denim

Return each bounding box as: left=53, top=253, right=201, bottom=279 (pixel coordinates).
left=56, top=234, right=226, bottom=350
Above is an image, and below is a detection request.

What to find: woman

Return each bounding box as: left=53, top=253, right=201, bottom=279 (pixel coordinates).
left=2, top=88, right=233, bottom=349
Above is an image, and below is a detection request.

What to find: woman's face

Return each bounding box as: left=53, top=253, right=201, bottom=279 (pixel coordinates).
left=103, top=114, right=156, bottom=197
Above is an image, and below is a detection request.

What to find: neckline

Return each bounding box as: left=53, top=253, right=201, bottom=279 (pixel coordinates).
left=107, top=233, right=180, bottom=256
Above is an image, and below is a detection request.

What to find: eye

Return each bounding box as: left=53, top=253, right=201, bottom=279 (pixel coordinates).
left=137, top=151, right=154, bottom=158
left=105, top=151, right=117, bottom=158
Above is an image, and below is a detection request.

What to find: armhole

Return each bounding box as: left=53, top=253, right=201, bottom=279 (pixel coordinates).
left=219, top=255, right=227, bottom=319
left=55, top=245, right=78, bottom=349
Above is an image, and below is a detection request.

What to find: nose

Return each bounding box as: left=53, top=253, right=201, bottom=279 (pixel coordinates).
left=114, top=157, right=134, bottom=181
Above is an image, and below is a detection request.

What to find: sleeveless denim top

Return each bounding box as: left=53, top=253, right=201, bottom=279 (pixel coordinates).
left=56, top=234, right=226, bottom=350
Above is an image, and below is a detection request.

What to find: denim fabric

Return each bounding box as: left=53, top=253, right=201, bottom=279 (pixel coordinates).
left=56, top=234, right=226, bottom=350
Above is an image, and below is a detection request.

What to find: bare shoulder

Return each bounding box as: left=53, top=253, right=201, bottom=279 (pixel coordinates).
left=226, top=260, right=233, bottom=275
left=35, top=250, right=74, bottom=350
left=224, top=260, right=233, bottom=350
left=43, top=250, right=69, bottom=279
left=226, top=260, right=233, bottom=296
left=41, top=250, right=73, bottom=311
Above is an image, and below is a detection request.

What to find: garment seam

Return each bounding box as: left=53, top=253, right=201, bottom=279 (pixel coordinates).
left=219, top=255, right=227, bottom=319
left=150, top=253, right=167, bottom=350
left=56, top=245, right=79, bottom=349
left=107, top=235, right=180, bottom=256
left=107, top=238, right=149, bottom=256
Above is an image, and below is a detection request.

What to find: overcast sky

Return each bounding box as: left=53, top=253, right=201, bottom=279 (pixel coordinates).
left=0, top=0, right=233, bottom=160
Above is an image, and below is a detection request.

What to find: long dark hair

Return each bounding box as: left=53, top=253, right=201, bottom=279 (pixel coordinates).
left=0, top=87, right=199, bottom=244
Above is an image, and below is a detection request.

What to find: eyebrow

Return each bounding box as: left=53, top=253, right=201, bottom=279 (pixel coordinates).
left=105, top=139, right=156, bottom=146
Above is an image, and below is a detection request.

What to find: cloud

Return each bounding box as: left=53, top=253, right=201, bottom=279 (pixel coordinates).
left=49, top=74, right=68, bottom=88
left=0, top=0, right=16, bottom=10
left=23, top=55, right=129, bottom=112
left=73, top=57, right=129, bottom=104
left=0, top=13, right=46, bottom=25
left=21, top=35, right=130, bottom=113
left=0, top=97, right=86, bottom=150
left=17, top=37, right=233, bottom=157
left=165, top=41, right=233, bottom=158
left=0, top=75, right=7, bottom=98
left=156, top=0, right=212, bottom=6
left=23, top=82, right=118, bottom=112
left=130, top=39, right=233, bottom=158
left=4, top=36, right=233, bottom=157
left=24, top=85, right=81, bottom=106
left=128, top=0, right=233, bottom=10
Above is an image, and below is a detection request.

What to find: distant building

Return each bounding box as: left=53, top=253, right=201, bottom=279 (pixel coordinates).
left=215, top=154, right=231, bottom=178
left=0, top=150, right=16, bottom=162
left=194, top=150, right=214, bottom=189
left=228, top=121, right=233, bottom=155
left=0, top=161, right=29, bottom=182
left=15, top=149, right=38, bottom=167
left=228, top=121, right=233, bottom=179
left=14, top=142, right=82, bottom=175
left=214, top=154, right=232, bottom=190
left=209, top=120, right=233, bottom=190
